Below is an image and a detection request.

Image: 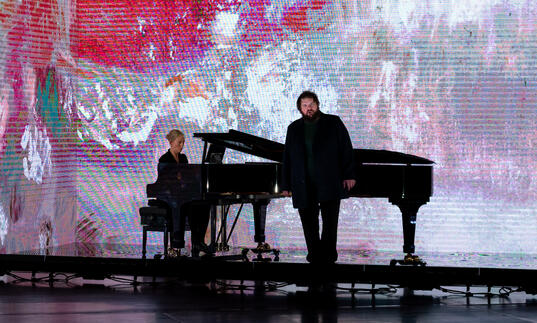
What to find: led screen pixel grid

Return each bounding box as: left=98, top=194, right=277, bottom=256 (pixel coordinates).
left=0, top=0, right=536, bottom=255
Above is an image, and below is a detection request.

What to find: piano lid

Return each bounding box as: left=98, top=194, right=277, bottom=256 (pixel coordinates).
left=194, top=130, right=284, bottom=162
left=194, top=129, right=434, bottom=165
left=355, top=149, right=434, bottom=165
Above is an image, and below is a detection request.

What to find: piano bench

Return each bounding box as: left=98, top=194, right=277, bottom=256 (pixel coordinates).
left=139, top=206, right=171, bottom=259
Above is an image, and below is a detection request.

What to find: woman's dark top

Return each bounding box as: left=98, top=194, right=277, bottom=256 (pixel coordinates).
left=157, top=149, right=208, bottom=249
left=158, top=150, right=188, bottom=164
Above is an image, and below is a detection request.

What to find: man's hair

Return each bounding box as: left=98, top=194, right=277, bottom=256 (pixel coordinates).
left=296, top=91, right=320, bottom=111
left=166, top=129, right=185, bottom=142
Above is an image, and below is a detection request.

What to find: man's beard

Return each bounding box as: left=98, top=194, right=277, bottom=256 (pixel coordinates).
left=301, top=109, right=321, bottom=122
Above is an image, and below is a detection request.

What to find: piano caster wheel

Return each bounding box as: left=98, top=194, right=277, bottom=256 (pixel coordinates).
left=240, top=248, right=270, bottom=262
left=255, top=242, right=271, bottom=252
left=405, top=253, right=426, bottom=266
left=253, top=252, right=275, bottom=262
left=214, top=243, right=229, bottom=252
left=390, top=254, right=426, bottom=267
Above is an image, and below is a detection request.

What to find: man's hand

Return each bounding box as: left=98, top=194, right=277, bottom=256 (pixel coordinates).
left=281, top=190, right=292, bottom=197
left=343, top=179, right=356, bottom=191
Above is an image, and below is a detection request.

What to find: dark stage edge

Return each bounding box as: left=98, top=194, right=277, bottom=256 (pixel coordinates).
left=2, top=243, right=537, bottom=293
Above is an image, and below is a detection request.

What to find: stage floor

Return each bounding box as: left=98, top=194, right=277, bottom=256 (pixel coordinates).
left=1, top=242, right=537, bottom=294
left=10, top=242, right=537, bottom=270
left=2, top=243, right=537, bottom=322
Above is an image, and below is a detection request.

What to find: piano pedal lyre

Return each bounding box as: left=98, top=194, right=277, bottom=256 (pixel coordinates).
left=215, top=242, right=230, bottom=252
left=390, top=253, right=426, bottom=267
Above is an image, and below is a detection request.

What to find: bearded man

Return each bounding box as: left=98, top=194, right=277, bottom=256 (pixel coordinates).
left=281, top=91, right=356, bottom=264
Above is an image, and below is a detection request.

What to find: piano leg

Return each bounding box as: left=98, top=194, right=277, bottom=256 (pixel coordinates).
left=209, top=205, right=217, bottom=252
left=240, top=200, right=280, bottom=261
left=252, top=200, right=269, bottom=250
left=391, top=199, right=427, bottom=266
left=397, top=201, right=420, bottom=254
left=142, top=227, right=148, bottom=259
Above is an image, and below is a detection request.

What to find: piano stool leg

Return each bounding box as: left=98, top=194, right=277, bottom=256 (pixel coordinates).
left=163, top=227, right=169, bottom=258
left=219, top=205, right=229, bottom=251
left=142, top=227, right=148, bottom=259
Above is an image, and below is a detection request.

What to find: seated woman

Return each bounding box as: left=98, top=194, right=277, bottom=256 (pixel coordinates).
left=158, top=129, right=210, bottom=257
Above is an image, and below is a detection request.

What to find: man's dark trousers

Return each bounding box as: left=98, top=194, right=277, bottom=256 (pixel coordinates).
left=298, top=199, right=341, bottom=264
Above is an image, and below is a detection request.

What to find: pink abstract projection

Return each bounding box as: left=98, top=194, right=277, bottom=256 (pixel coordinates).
left=72, top=0, right=334, bottom=69
left=1, top=0, right=77, bottom=252
left=73, top=0, right=238, bottom=70
left=1, top=1, right=537, bottom=255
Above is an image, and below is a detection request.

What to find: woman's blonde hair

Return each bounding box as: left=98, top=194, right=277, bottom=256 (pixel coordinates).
left=166, top=129, right=185, bottom=143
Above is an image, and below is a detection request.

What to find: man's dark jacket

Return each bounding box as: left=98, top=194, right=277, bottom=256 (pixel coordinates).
left=281, top=112, right=355, bottom=209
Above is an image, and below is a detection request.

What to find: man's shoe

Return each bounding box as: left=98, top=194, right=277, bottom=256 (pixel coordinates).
left=322, top=281, right=337, bottom=295
left=191, top=243, right=213, bottom=257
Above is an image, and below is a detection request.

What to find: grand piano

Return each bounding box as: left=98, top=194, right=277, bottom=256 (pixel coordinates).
left=146, top=129, right=433, bottom=264
left=147, top=130, right=284, bottom=254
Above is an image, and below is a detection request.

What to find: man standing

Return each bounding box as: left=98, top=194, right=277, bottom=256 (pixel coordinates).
left=281, top=91, right=356, bottom=264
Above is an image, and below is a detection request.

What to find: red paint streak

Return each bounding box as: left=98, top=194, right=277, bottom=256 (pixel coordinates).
left=5, top=0, right=60, bottom=68
left=9, top=185, right=22, bottom=223
left=5, top=56, right=25, bottom=136
left=72, top=0, right=239, bottom=70
left=72, top=0, right=326, bottom=69
left=282, top=5, right=309, bottom=33
left=0, top=0, right=333, bottom=73
left=240, top=0, right=284, bottom=54
left=76, top=214, right=102, bottom=243
left=282, top=0, right=328, bottom=33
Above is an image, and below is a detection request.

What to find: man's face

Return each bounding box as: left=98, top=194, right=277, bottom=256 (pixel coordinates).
left=299, top=97, right=320, bottom=121
left=170, top=137, right=185, bottom=154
